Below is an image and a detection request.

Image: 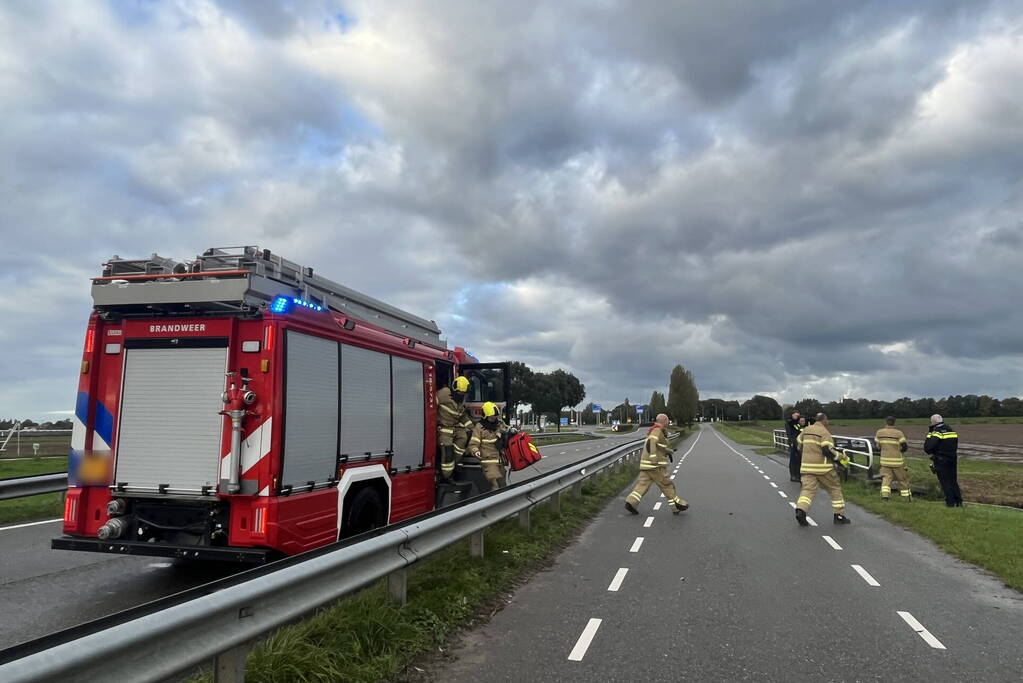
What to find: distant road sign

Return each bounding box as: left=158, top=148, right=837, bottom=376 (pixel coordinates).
left=592, top=404, right=602, bottom=412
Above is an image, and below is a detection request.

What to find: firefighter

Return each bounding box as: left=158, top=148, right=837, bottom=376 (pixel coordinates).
left=437, top=376, right=473, bottom=479
left=624, top=413, right=688, bottom=514
left=924, top=414, right=962, bottom=507
left=784, top=410, right=803, bottom=482
left=795, top=413, right=851, bottom=525
left=467, top=401, right=509, bottom=491
left=875, top=416, right=911, bottom=501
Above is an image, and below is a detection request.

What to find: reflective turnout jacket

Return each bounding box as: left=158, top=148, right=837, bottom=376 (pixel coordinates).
left=468, top=421, right=509, bottom=465
left=924, top=422, right=958, bottom=462
left=641, top=425, right=674, bottom=470
left=875, top=426, right=908, bottom=467
left=796, top=422, right=838, bottom=474
left=436, top=387, right=473, bottom=433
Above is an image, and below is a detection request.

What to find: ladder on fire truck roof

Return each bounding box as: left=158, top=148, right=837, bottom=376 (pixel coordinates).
left=91, top=246, right=444, bottom=346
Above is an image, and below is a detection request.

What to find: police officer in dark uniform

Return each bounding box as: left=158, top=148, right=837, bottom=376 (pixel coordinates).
left=784, top=410, right=803, bottom=482
left=924, top=414, right=963, bottom=507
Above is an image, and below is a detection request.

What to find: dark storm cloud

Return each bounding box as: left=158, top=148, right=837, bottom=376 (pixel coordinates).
left=2, top=0, right=1022, bottom=418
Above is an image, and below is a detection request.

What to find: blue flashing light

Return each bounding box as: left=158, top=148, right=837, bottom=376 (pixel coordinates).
left=269, top=296, right=325, bottom=314
left=270, top=296, right=291, bottom=313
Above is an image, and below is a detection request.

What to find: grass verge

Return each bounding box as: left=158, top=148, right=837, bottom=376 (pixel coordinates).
left=842, top=477, right=1023, bottom=592
left=531, top=433, right=600, bottom=446
left=189, top=451, right=650, bottom=682
left=0, top=493, right=63, bottom=526
left=0, top=458, right=67, bottom=525
left=713, top=423, right=775, bottom=448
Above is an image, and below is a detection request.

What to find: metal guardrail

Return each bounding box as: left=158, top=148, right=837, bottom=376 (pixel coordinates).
left=0, top=473, right=68, bottom=501
left=0, top=437, right=649, bottom=682
left=773, top=429, right=875, bottom=478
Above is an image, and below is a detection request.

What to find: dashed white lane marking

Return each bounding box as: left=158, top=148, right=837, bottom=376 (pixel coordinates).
left=607, top=568, right=629, bottom=592
left=897, top=611, right=946, bottom=650
left=770, top=482, right=778, bottom=488
left=0, top=518, right=63, bottom=532
left=629, top=537, right=644, bottom=553
left=822, top=535, right=843, bottom=550
left=852, top=564, right=881, bottom=586
left=560, top=451, right=567, bottom=455
left=763, top=475, right=770, bottom=480
left=778, top=491, right=788, bottom=498
left=653, top=502, right=662, bottom=511
left=807, top=516, right=818, bottom=527
left=788, top=501, right=797, bottom=509
left=643, top=516, right=654, bottom=528
left=568, top=618, right=603, bottom=661
left=670, top=475, right=676, bottom=480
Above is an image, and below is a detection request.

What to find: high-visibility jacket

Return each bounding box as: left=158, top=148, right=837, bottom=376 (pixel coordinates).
left=875, top=426, right=908, bottom=467
left=436, top=387, right=473, bottom=433
left=924, top=422, right=958, bottom=462
left=797, top=422, right=838, bottom=475
left=640, top=425, right=674, bottom=470
left=468, top=420, right=508, bottom=465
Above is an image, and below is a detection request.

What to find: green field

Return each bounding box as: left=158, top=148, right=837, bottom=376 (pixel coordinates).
left=0, top=457, right=67, bottom=525
left=0, top=433, right=71, bottom=457
left=0, top=457, right=67, bottom=479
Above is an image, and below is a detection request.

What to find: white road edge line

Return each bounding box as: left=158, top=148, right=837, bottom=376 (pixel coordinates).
left=607, top=568, right=629, bottom=592
left=568, top=618, right=603, bottom=661
left=630, top=537, right=644, bottom=552
left=897, top=611, right=946, bottom=650
left=643, top=516, right=655, bottom=528
left=851, top=564, right=880, bottom=586
left=0, top=518, right=63, bottom=532
left=822, top=535, right=843, bottom=550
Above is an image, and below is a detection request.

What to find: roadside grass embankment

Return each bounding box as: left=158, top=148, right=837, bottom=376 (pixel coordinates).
left=715, top=423, right=1023, bottom=592
left=189, top=429, right=688, bottom=682
left=529, top=433, right=600, bottom=446
left=0, top=457, right=66, bottom=526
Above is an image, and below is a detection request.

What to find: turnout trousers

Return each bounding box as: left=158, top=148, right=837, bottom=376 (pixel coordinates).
left=626, top=467, right=686, bottom=508
left=788, top=445, right=802, bottom=480
left=879, top=466, right=911, bottom=499
left=933, top=458, right=963, bottom=507
left=796, top=469, right=846, bottom=515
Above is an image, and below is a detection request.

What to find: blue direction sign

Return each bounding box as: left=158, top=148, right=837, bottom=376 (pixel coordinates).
left=592, top=404, right=603, bottom=412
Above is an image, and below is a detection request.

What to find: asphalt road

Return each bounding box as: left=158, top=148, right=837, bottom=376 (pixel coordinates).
left=0, top=430, right=640, bottom=650
left=431, top=425, right=1023, bottom=682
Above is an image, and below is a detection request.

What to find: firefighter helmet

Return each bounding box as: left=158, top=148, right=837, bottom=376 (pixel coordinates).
left=481, top=401, right=499, bottom=418
left=453, top=376, right=470, bottom=393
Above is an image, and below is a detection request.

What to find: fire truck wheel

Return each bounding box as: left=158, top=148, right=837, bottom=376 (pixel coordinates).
left=342, top=487, right=386, bottom=539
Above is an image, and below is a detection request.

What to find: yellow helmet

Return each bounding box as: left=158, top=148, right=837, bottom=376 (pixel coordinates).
left=453, top=376, right=470, bottom=393
left=481, top=401, right=499, bottom=418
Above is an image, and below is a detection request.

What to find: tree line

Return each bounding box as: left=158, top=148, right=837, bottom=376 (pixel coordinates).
left=696, top=393, right=1023, bottom=422
left=509, top=361, right=586, bottom=431
left=1, top=418, right=72, bottom=430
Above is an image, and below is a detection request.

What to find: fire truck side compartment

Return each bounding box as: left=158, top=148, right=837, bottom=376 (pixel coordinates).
left=281, top=331, right=340, bottom=489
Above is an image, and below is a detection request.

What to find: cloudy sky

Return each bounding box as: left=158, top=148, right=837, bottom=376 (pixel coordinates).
left=2, top=0, right=1022, bottom=420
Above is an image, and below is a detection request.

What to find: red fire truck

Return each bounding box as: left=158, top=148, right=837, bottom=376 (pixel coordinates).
left=53, top=246, right=511, bottom=563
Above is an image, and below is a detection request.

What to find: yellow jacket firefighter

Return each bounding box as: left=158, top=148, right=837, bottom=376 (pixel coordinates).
left=641, top=424, right=674, bottom=470
left=436, top=386, right=473, bottom=432
left=875, top=426, right=908, bottom=468
left=797, top=422, right=838, bottom=474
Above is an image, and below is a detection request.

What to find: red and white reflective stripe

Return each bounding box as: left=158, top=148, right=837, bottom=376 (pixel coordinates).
left=264, top=325, right=275, bottom=351
left=221, top=417, right=274, bottom=495
left=64, top=496, right=78, bottom=523
left=254, top=506, right=266, bottom=535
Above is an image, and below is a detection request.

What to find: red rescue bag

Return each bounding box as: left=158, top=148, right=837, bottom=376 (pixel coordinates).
left=505, top=432, right=542, bottom=471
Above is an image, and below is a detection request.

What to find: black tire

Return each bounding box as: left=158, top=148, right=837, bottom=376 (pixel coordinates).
left=341, top=487, right=385, bottom=539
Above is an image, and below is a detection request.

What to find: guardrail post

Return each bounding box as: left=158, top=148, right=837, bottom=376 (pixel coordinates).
left=387, top=568, right=408, bottom=607
left=550, top=491, right=562, bottom=514
left=573, top=481, right=584, bottom=498
left=518, top=507, right=531, bottom=532
left=214, top=642, right=250, bottom=683
left=470, top=530, right=484, bottom=558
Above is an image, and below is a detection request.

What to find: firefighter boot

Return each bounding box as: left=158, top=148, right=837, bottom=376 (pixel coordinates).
left=625, top=501, right=639, bottom=515
left=672, top=498, right=689, bottom=514
left=795, top=508, right=809, bottom=526
left=833, top=513, right=851, bottom=524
